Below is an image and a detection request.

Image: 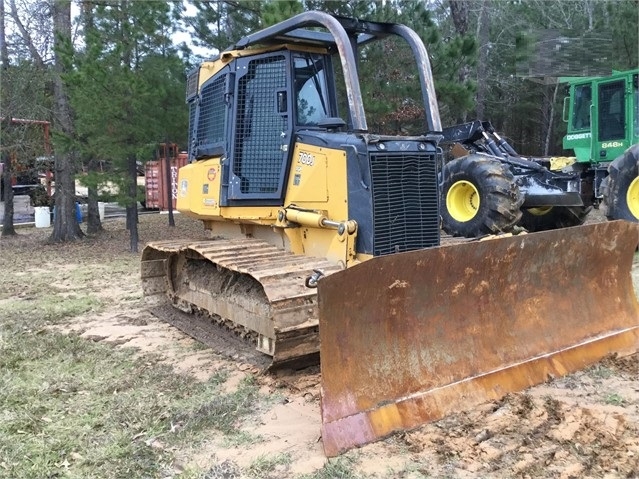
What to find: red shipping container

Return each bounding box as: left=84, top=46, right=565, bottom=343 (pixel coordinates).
left=144, top=145, right=188, bottom=211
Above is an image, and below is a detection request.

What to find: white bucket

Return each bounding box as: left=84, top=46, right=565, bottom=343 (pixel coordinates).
left=34, top=206, right=51, bottom=228
left=98, top=202, right=105, bottom=221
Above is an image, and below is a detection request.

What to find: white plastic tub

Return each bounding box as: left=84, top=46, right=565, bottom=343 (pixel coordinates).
left=34, top=206, right=51, bottom=228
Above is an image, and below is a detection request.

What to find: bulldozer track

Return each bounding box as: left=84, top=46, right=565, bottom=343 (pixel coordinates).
left=149, top=303, right=273, bottom=371
left=141, top=238, right=342, bottom=369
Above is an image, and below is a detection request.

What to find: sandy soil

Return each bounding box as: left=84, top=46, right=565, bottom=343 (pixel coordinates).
left=65, top=304, right=639, bottom=478
left=5, top=213, right=639, bottom=478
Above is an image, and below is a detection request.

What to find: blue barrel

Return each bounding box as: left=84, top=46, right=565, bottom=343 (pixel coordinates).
left=75, top=202, right=82, bottom=223
left=52, top=202, right=83, bottom=223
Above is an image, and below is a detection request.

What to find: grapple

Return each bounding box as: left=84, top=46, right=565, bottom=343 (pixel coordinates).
left=319, top=221, right=639, bottom=457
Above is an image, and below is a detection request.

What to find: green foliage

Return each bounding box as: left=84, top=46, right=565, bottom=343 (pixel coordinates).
left=304, top=0, right=376, bottom=17
left=65, top=2, right=188, bottom=209
left=606, top=0, right=639, bottom=69
left=465, top=0, right=638, bottom=154
left=187, top=0, right=263, bottom=50
left=0, top=62, right=51, bottom=121
left=4, top=0, right=636, bottom=190
left=262, top=0, right=304, bottom=27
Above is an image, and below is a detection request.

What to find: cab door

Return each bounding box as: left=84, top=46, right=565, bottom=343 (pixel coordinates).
left=593, top=77, right=630, bottom=162
left=227, top=52, right=293, bottom=203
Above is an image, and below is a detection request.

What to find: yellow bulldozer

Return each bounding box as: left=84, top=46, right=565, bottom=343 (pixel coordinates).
left=141, top=12, right=639, bottom=457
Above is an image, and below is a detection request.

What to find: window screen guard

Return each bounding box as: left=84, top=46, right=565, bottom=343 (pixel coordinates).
left=228, top=53, right=292, bottom=200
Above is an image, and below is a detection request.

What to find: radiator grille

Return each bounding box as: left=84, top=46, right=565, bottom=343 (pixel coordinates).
left=233, top=55, right=287, bottom=194
left=370, top=152, right=439, bottom=256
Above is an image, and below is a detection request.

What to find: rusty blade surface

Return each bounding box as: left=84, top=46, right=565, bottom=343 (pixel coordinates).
left=319, top=221, right=639, bottom=457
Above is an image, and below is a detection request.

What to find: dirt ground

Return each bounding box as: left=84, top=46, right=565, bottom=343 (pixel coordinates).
left=3, top=213, right=638, bottom=478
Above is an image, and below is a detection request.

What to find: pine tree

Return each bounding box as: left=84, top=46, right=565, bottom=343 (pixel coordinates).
left=68, top=1, right=188, bottom=251
left=50, top=0, right=83, bottom=242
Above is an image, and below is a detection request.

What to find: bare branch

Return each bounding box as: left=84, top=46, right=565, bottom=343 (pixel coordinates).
left=8, top=0, right=46, bottom=67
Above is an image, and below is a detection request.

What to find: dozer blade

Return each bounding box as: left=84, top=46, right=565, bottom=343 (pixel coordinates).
left=319, top=220, right=639, bottom=457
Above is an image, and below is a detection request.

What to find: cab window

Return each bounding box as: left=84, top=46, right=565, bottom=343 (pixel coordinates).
left=572, top=84, right=591, bottom=130
left=294, top=53, right=330, bottom=126
left=598, top=80, right=625, bottom=141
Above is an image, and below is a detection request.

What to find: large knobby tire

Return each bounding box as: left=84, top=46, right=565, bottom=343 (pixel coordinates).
left=602, top=144, right=639, bottom=221
left=519, top=205, right=592, bottom=232
left=441, top=155, right=524, bottom=238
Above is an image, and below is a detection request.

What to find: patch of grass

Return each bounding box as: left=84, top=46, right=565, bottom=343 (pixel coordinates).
left=245, top=452, right=292, bottom=478
left=0, top=322, right=262, bottom=479
left=0, top=293, right=102, bottom=326
left=0, top=330, right=174, bottom=478
left=173, top=375, right=263, bottom=444
left=221, top=430, right=263, bottom=447
left=0, top=270, right=60, bottom=300
left=299, top=455, right=365, bottom=479
left=189, top=339, right=212, bottom=351
left=0, top=217, right=274, bottom=478
left=587, top=364, right=613, bottom=379
left=121, top=292, right=143, bottom=302
left=604, top=393, right=626, bottom=406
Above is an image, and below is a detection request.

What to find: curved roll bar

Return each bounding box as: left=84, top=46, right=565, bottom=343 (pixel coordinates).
left=230, top=11, right=442, bottom=134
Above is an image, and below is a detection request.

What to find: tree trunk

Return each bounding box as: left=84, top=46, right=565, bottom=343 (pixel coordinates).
left=1, top=151, right=16, bottom=236
left=119, top=1, right=140, bottom=252
left=0, top=3, right=16, bottom=237
left=0, top=0, right=8, bottom=65
left=475, top=1, right=490, bottom=120
left=80, top=3, right=102, bottom=236
left=543, top=82, right=559, bottom=156
left=127, top=155, right=139, bottom=252
left=85, top=185, right=103, bottom=235
left=50, top=0, right=83, bottom=242
left=449, top=0, right=470, bottom=35
left=449, top=0, right=471, bottom=123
